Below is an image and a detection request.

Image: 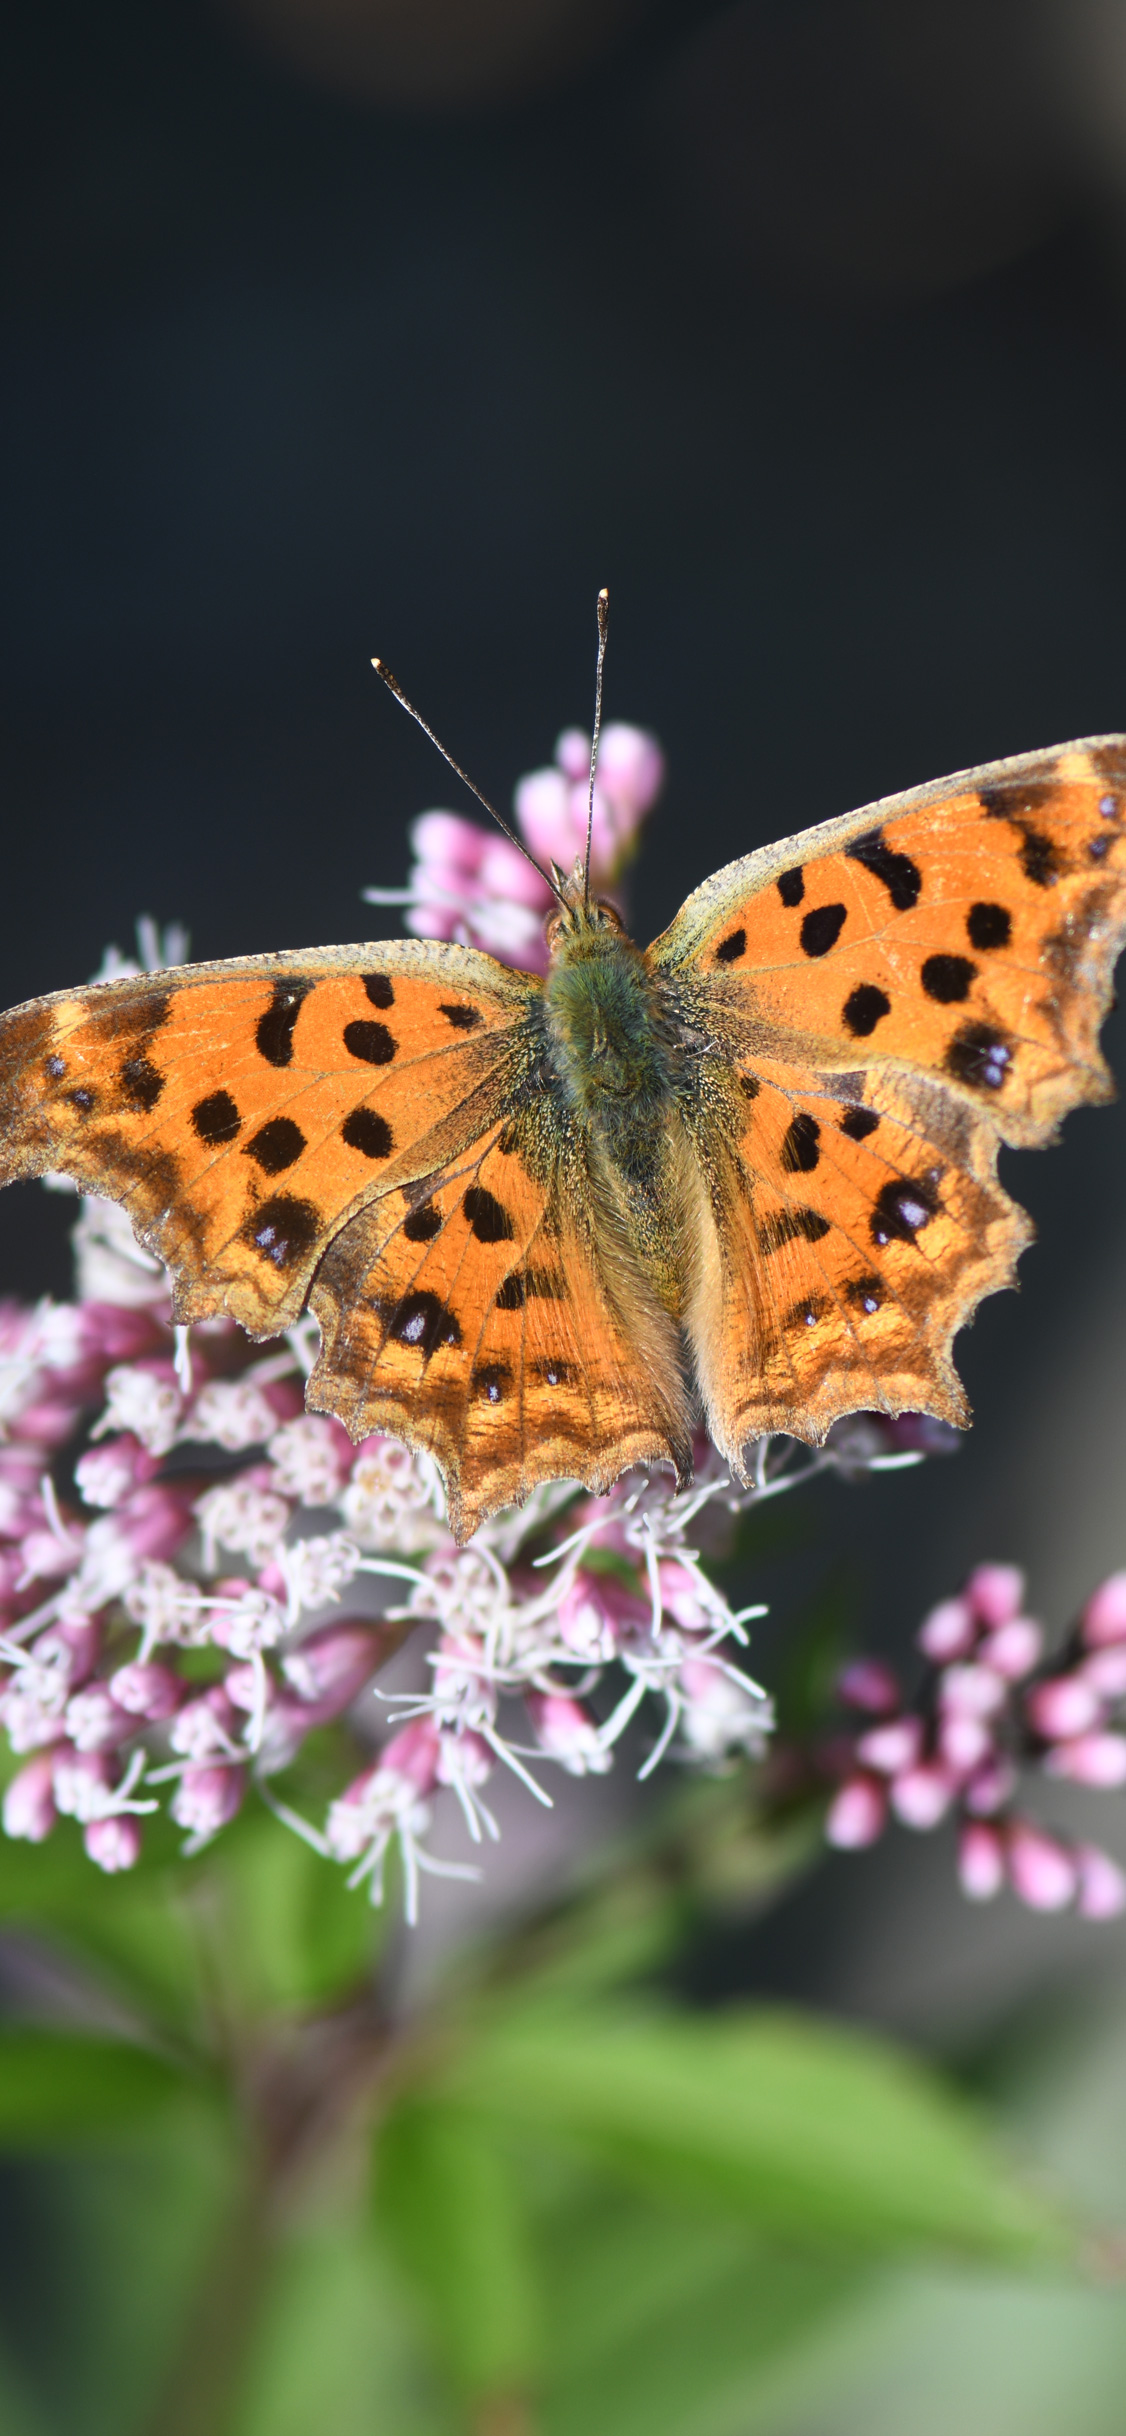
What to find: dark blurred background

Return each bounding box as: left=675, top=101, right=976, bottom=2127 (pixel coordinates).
left=7, top=0, right=1126, bottom=2043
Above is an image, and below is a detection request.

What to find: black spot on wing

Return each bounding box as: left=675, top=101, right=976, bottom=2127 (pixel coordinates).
left=760, top=1207, right=831, bottom=1252
left=840, top=1105, right=879, bottom=1141
left=870, top=1174, right=940, bottom=1247
left=439, top=1002, right=483, bottom=1030
left=921, top=954, right=976, bottom=1005
left=842, top=984, right=890, bottom=1038
left=715, top=928, right=746, bottom=964
left=979, top=785, right=1064, bottom=887
left=846, top=1274, right=882, bottom=1313
left=363, top=974, right=394, bottom=1009
left=243, top=1193, right=321, bottom=1269
left=256, top=982, right=313, bottom=1068
left=244, top=1117, right=306, bottom=1174
left=472, top=1363, right=510, bottom=1404
left=463, top=1185, right=514, bottom=1243
left=495, top=1265, right=567, bottom=1310
left=739, top=1073, right=761, bottom=1100
left=386, top=1290, right=461, bottom=1355
left=343, top=1019, right=396, bottom=1065
left=192, top=1090, right=240, bottom=1146
left=801, top=904, right=847, bottom=958
left=845, top=826, right=922, bottom=911
left=781, top=1112, right=820, bottom=1173
left=342, top=1107, right=393, bottom=1159
left=403, top=1196, right=442, bottom=1243
left=967, top=902, right=1011, bottom=951
left=120, top=1055, right=164, bottom=1113
left=945, top=1023, right=1013, bottom=1092
left=777, top=868, right=804, bottom=907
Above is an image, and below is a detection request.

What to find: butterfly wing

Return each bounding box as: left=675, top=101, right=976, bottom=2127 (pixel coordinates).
left=0, top=938, right=690, bottom=1537
left=650, top=737, right=1126, bottom=1462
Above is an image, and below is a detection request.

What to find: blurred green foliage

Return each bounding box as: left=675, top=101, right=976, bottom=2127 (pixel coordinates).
left=0, top=1777, right=1107, bottom=2436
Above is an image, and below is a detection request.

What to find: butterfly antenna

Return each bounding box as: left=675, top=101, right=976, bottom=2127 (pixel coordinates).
left=583, top=587, right=610, bottom=916
left=371, top=657, right=564, bottom=905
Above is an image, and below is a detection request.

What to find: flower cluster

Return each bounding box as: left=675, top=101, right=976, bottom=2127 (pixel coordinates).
left=826, top=1564, right=1126, bottom=1918
left=362, top=722, right=664, bottom=974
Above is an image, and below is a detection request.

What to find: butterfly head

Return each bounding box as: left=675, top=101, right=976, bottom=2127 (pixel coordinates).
left=544, top=863, right=627, bottom=957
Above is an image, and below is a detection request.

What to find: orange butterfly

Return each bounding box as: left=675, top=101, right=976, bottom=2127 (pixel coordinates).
left=1, top=715, right=1124, bottom=1542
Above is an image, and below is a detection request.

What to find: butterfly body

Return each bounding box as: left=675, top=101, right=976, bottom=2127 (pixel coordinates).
left=2, top=734, right=1126, bottom=1539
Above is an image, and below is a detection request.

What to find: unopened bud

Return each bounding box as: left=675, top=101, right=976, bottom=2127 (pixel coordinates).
left=917, top=1597, right=976, bottom=1662
left=855, top=1716, right=923, bottom=1774
left=84, top=1815, right=142, bottom=1872
left=825, top=1774, right=886, bottom=1848
left=1007, top=1821, right=1076, bottom=1912
left=890, top=1763, right=954, bottom=1830
left=836, top=1658, right=900, bottom=1715
left=1081, top=1572, right=1126, bottom=1649
left=965, top=1564, right=1025, bottom=1628
left=170, top=1763, right=245, bottom=1839
left=2, top=1750, right=57, bottom=1841
left=1076, top=1844, right=1126, bottom=1920
left=959, top=1821, right=1005, bottom=1901
left=1025, top=1675, right=1102, bottom=1742
left=1044, top=1732, right=1126, bottom=1787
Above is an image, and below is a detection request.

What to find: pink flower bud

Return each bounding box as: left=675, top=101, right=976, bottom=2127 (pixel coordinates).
left=51, top=1746, right=114, bottom=1820
left=109, top=1661, right=184, bottom=1720
left=84, top=1815, right=141, bottom=1872
left=963, top=1756, right=1017, bottom=1816
left=378, top=1718, right=441, bottom=1795
left=937, top=1711, right=993, bottom=1776
left=959, top=1821, right=1005, bottom=1901
left=1045, top=1732, right=1126, bottom=1787
left=3, top=1751, right=57, bottom=1841
left=410, top=810, right=486, bottom=878
left=966, top=1564, right=1025, bottom=1628
left=1081, top=1572, right=1126, bottom=1648
left=554, top=729, right=591, bottom=782
left=435, top=1729, right=493, bottom=1792
left=74, top=1435, right=158, bottom=1509
left=281, top=1619, right=384, bottom=1712
left=34, top=1616, right=101, bottom=1687
left=855, top=1716, right=923, bottom=1774
left=16, top=1400, right=84, bottom=1449
left=1007, top=1820, right=1076, bottom=1912
left=556, top=1571, right=646, bottom=1662
left=917, top=1597, right=976, bottom=1661
left=594, top=724, right=666, bottom=816
left=1076, top=1844, right=1126, bottom=1920
left=64, top=1686, right=134, bottom=1753
left=825, top=1774, right=887, bottom=1847
left=168, top=1684, right=239, bottom=1760
left=984, top=1617, right=1043, bottom=1681
left=170, top=1763, right=245, bottom=1839
left=938, top=1664, right=1006, bottom=1718
left=890, top=1763, right=955, bottom=1830
left=1025, top=1675, right=1102, bottom=1742
left=836, top=1658, right=900, bottom=1715
left=526, top=1692, right=609, bottom=1775
left=1081, top=1645, right=1126, bottom=1699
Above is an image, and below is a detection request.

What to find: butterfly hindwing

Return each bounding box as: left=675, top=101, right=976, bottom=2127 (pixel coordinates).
left=308, top=1107, right=693, bottom=1540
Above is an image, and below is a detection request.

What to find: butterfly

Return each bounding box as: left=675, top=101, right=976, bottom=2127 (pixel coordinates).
left=0, top=730, right=1124, bottom=1542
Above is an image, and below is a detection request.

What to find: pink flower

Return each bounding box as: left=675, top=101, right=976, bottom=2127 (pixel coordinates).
left=109, top=1660, right=185, bottom=1721
left=2, top=1751, right=58, bottom=1842
left=959, top=1821, right=1005, bottom=1901
left=1082, top=1644, right=1126, bottom=1698
left=280, top=1619, right=386, bottom=1711
left=889, top=1763, right=955, bottom=1830
left=963, top=1757, right=1018, bottom=1816
left=170, top=1764, right=246, bottom=1840
left=526, top=1692, right=610, bottom=1776
left=855, top=1716, right=924, bottom=1775
left=1025, top=1675, right=1103, bottom=1742
left=74, top=1434, right=159, bottom=1509
left=966, top=1565, right=1025, bottom=1628
left=1007, top=1820, right=1076, bottom=1912
left=984, top=1617, right=1043, bottom=1681
left=938, top=1664, right=1006, bottom=1719
left=1044, top=1732, right=1126, bottom=1788
left=64, top=1685, right=135, bottom=1753
left=377, top=1719, right=443, bottom=1796
left=1081, top=1572, right=1126, bottom=1648
left=1076, top=1845, right=1126, bottom=1920
left=917, top=1597, right=976, bottom=1662
left=84, top=1815, right=141, bottom=1872
left=825, top=1774, right=887, bottom=1848
left=937, top=1711, right=994, bottom=1777
left=514, top=724, right=664, bottom=885
left=836, top=1658, right=900, bottom=1715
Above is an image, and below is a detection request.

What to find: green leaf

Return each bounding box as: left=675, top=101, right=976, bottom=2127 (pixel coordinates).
left=374, top=2097, right=541, bottom=2399
left=447, top=2004, right=1066, bottom=2260
left=0, top=2029, right=187, bottom=2146
left=208, top=1807, right=384, bottom=2017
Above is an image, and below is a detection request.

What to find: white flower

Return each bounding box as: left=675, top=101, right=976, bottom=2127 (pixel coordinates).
left=276, top=1531, right=361, bottom=1624
left=94, top=1364, right=181, bottom=1456
left=337, top=1437, right=447, bottom=1551
left=195, top=1478, right=291, bottom=1570
left=268, top=1415, right=349, bottom=1505
left=123, top=1561, right=206, bottom=1654
left=182, top=1379, right=278, bottom=1452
